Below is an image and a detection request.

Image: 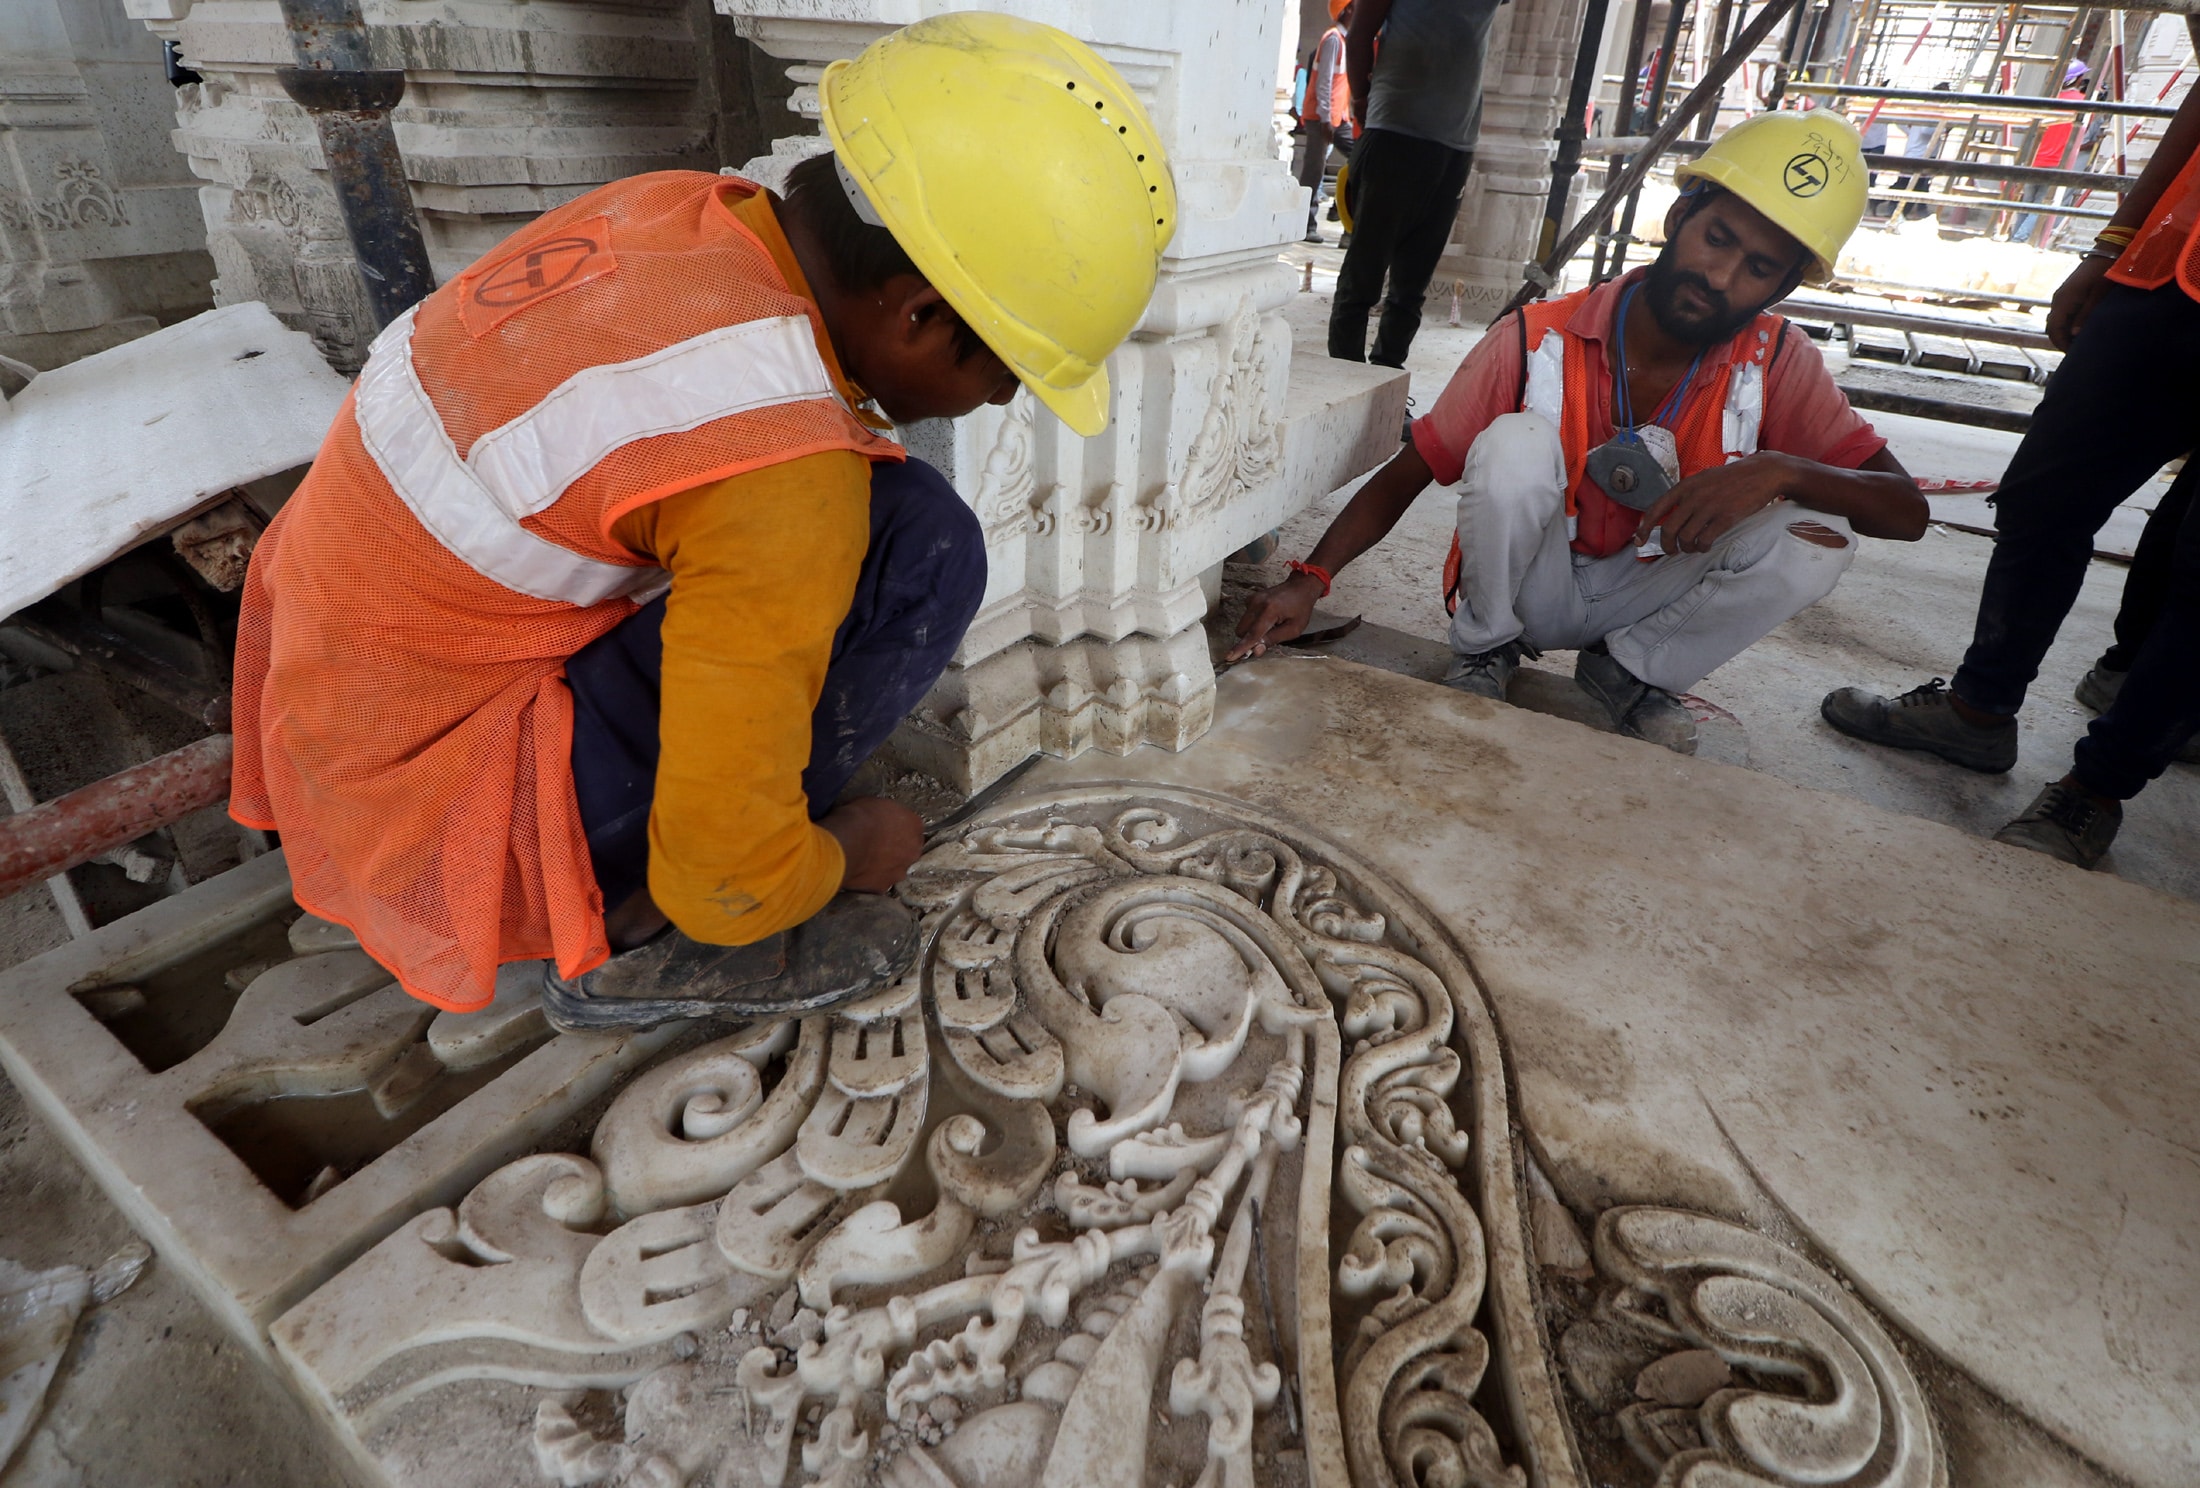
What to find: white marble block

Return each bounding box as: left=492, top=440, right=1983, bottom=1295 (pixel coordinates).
left=0, top=0, right=215, bottom=369
left=725, top=1, right=1410, bottom=789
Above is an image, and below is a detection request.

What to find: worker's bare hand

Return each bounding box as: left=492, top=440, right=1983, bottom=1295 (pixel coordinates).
left=1635, top=453, right=1791, bottom=554
left=2045, top=254, right=2112, bottom=351
left=823, top=796, right=926, bottom=893
left=1227, top=572, right=1323, bottom=661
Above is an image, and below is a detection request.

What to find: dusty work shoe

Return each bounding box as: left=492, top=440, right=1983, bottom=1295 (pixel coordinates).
left=539, top=893, right=918, bottom=1034
left=1441, top=638, right=1539, bottom=701
left=1820, top=677, right=2018, bottom=773
left=2076, top=664, right=2200, bottom=764
left=1575, top=645, right=1698, bottom=755
left=1993, top=780, right=2121, bottom=869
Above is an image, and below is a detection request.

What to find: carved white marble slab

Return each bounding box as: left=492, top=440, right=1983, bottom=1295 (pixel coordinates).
left=0, top=849, right=685, bottom=1350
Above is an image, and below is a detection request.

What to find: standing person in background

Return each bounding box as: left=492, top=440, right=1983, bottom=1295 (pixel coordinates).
left=2012, top=61, right=2089, bottom=242
left=1822, top=73, right=2200, bottom=869
left=1298, top=0, right=1357, bottom=244
left=1329, top=0, right=1502, bottom=368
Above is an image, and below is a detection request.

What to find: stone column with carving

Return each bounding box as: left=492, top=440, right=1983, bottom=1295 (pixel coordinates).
left=725, top=2, right=1407, bottom=791
left=1436, top=0, right=1599, bottom=322
left=0, top=0, right=214, bottom=369
left=124, top=0, right=742, bottom=368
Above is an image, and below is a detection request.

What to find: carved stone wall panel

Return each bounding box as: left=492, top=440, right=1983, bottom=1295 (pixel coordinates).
left=128, top=0, right=732, bottom=367
left=0, top=0, right=214, bottom=368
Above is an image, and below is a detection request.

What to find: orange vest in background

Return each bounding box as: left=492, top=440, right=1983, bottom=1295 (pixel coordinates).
left=1443, top=287, right=1782, bottom=611
left=230, top=173, right=900, bottom=1012
left=2107, top=146, right=2200, bottom=302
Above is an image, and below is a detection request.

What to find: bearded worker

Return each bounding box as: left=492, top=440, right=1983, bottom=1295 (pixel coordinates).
left=228, top=14, right=1174, bottom=1032
left=1234, top=113, right=1926, bottom=754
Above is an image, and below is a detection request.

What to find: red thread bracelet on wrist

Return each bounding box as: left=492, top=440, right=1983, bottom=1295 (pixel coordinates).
left=1287, top=559, right=1333, bottom=596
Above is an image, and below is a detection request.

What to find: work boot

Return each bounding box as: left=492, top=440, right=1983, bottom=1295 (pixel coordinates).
left=539, top=892, right=918, bottom=1034
left=1820, top=677, right=2018, bottom=773
left=2075, top=664, right=2200, bottom=764
left=1441, top=638, right=1538, bottom=701
left=1575, top=644, right=1697, bottom=754
left=1994, top=780, right=2121, bottom=869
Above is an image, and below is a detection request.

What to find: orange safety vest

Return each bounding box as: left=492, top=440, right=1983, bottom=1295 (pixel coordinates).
left=2107, top=145, right=2200, bottom=301
left=1442, top=287, right=1783, bottom=612
left=230, top=172, right=901, bottom=1012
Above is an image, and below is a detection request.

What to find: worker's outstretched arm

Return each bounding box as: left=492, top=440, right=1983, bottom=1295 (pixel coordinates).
left=2048, top=73, right=2200, bottom=348
left=1344, top=0, right=1392, bottom=132
left=1634, top=443, right=1926, bottom=552
left=1229, top=441, right=1433, bottom=660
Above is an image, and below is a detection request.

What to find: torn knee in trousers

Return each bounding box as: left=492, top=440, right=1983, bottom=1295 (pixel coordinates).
left=1787, top=519, right=1850, bottom=550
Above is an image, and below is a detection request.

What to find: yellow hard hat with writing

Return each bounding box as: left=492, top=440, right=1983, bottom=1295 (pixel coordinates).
left=820, top=12, right=1176, bottom=438
left=1674, top=111, right=1865, bottom=283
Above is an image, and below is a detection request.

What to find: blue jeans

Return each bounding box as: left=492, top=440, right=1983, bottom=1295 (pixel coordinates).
left=1951, top=281, right=2200, bottom=799
left=565, top=456, right=985, bottom=910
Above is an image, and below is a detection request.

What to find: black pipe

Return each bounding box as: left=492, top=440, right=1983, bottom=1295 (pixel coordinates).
left=1609, top=0, right=1692, bottom=279
left=1541, top=0, right=1617, bottom=262
left=275, top=0, right=435, bottom=330
left=1693, top=0, right=1736, bottom=140
left=1592, top=0, right=1660, bottom=279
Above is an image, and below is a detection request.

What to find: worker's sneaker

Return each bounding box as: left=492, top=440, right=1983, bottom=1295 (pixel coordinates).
left=1820, top=677, right=2018, bottom=773
left=1575, top=645, right=1697, bottom=755
left=539, top=892, right=918, bottom=1034
left=1993, top=780, right=2121, bottom=869
left=2075, top=664, right=2200, bottom=764
left=1441, top=638, right=1538, bottom=701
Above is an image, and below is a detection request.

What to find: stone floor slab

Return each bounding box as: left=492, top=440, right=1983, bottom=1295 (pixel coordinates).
left=1026, top=659, right=2198, bottom=1488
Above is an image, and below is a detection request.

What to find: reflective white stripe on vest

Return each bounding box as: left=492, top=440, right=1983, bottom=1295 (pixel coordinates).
left=1722, top=360, right=1765, bottom=459
left=352, top=309, right=837, bottom=607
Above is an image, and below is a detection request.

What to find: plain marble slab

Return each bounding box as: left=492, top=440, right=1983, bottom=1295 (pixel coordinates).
left=0, top=301, right=348, bottom=619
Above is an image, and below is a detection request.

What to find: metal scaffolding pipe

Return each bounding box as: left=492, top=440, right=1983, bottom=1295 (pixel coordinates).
left=275, top=0, right=435, bottom=329
left=1541, top=0, right=1618, bottom=261
left=1788, top=81, right=2182, bottom=118
left=0, top=735, right=235, bottom=903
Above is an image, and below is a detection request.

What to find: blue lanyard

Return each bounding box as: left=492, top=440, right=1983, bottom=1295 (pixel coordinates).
left=1612, top=282, right=1704, bottom=438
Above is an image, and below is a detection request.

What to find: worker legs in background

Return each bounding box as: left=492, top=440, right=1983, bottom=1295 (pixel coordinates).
left=1819, top=280, right=2200, bottom=868
left=565, top=455, right=986, bottom=917
left=1326, top=128, right=1472, bottom=368
left=1445, top=413, right=1856, bottom=751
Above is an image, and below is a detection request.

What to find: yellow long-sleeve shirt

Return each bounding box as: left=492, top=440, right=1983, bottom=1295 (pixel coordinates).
left=603, top=188, right=889, bottom=946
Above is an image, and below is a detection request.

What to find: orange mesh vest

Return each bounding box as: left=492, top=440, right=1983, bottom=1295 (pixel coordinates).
left=231, top=172, right=901, bottom=1012
left=1443, top=287, right=1782, bottom=612
left=2106, top=146, right=2200, bottom=300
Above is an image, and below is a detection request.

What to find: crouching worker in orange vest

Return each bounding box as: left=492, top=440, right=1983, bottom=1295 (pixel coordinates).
left=227, top=14, right=1175, bottom=1032
left=1233, top=113, right=1927, bottom=754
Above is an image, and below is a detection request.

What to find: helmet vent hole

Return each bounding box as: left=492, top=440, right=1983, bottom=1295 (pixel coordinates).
left=1095, top=100, right=1105, bottom=109
left=1066, top=81, right=1075, bottom=90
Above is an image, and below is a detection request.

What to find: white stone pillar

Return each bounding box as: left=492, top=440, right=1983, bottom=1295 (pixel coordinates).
left=1436, top=0, right=1599, bottom=321
left=724, top=1, right=1407, bottom=790
left=124, top=0, right=735, bottom=367
left=0, top=0, right=213, bottom=369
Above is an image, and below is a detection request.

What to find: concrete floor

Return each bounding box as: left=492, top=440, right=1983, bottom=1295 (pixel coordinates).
left=0, top=260, right=2189, bottom=1482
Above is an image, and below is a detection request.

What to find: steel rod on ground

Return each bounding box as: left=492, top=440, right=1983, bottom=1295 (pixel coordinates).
left=0, top=735, right=235, bottom=903
left=1502, top=0, right=1810, bottom=321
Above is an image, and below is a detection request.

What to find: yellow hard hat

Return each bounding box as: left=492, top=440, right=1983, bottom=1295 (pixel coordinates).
left=1673, top=111, right=1865, bottom=282
left=820, top=12, right=1176, bottom=437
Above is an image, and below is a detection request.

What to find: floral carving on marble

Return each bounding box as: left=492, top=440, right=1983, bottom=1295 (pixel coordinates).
left=273, top=791, right=1543, bottom=1488
left=1177, top=296, right=1286, bottom=520
left=1555, top=1207, right=1943, bottom=1488
left=0, top=158, right=129, bottom=233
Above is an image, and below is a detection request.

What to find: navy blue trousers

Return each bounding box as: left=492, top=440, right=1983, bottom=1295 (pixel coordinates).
left=565, top=456, right=985, bottom=911
left=1950, top=281, right=2200, bottom=800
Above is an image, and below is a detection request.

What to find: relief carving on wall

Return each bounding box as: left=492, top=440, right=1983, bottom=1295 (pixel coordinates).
left=0, top=158, right=130, bottom=234
left=270, top=790, right=1945, bottom=1488
left=1174, top=296, right=1285, bottom=522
